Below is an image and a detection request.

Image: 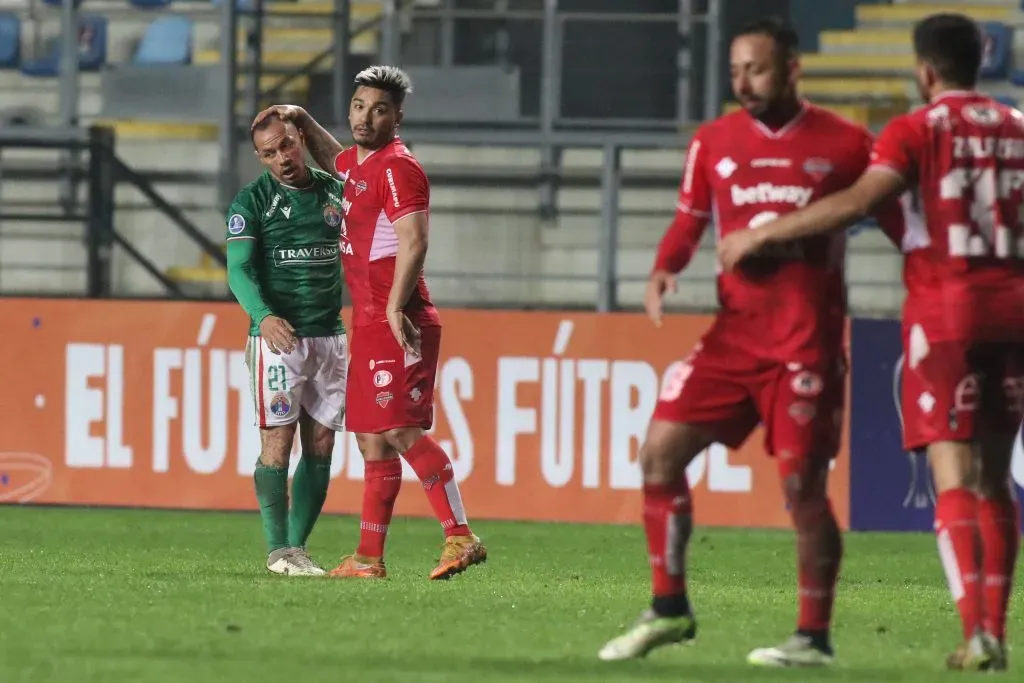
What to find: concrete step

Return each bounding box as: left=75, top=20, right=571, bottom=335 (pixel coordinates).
left=0, top=266, right=87, bottom=295
left=541, top=245, right=718, bottom=280
left=801, top=52, right=915, bottom=76
left=818, top=29, right=912, bottom=55
left=544, top=213, right=673, bottom=249
left=856, top=3, right=1015, bottom=27
left=0, top=232, right=88, bottom=269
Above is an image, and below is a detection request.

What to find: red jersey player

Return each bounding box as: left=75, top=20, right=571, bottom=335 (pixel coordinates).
left=599, top=18, right=902, bottom=667
left=253, top=66, right=487, bottom=581
left=719, top=14, right=1023, bottom=672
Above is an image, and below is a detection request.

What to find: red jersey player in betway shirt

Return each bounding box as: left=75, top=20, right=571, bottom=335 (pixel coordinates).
left=252, top=66, right=487, bottom=582
left=600, top=18, right=903, bottom=668
left=719, top=14, right=1023, bottom=672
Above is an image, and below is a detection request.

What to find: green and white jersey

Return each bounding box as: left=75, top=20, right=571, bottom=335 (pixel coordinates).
left=226, top=167, right=345, bottom=337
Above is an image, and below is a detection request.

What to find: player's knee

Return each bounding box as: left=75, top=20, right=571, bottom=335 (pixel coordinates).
left=355, top=432, right=394, bottom=462
left=640, top=420, right=708, bottom=484
left=258, top=424, right=295, bottom=467
left=383, top=426, right=424, bottom=453
left=780, top=452, right=828, bottom=510
left=307, top=432, right=335, bottom=461
left=928, top=440, right=977, bottom=492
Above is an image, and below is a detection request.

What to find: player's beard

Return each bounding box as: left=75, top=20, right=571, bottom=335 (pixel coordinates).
left=748, top=91, right=801, bottom=129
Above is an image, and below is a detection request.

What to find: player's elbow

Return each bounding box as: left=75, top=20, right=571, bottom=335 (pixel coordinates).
left=402, top=229, right=428, bottom=256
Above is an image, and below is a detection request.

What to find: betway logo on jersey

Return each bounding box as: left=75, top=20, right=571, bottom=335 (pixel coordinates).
left=730, top=183, right=814, bottom=208
left=273, top=242, right=340, bottom=267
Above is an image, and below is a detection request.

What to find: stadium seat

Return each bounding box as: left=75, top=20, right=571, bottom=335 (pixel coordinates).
left=133, top=16, right=192, bottom=65
left=20, top=15, right=107, bottom=76
left=129, top=0, right=173, bottom=7
left=0, top=13, right=19, bottom=69
left=40, top=0, right=83, bottom=5
left=980, top=22, right=1011, bottom=80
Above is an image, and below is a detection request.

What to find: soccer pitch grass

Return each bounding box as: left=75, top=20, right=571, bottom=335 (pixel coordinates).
left=2, top=506, right=1020, bottom=682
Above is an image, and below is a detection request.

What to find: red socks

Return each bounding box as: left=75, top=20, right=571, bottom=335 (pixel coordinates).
left=792, top=497, right=843, bottom=633
left=402, top=436, right=472, bottom=538
left=356, top=458, right=403, bottom=559
left=643, top=479, right=693, bottom=601
left=935, top=488, right=983, bottom=639
left=977, top=496, right=1021, bottom=640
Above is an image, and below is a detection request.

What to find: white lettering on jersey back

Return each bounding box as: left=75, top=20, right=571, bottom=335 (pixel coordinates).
left=730, top=183, right=814, bottom=208
left=952, top=136, right=1024, bottom=160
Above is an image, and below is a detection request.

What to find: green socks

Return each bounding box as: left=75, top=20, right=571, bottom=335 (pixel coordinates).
left=254, top=463, right=289, bottom=553
left=288, top=456, right=333, bottom=548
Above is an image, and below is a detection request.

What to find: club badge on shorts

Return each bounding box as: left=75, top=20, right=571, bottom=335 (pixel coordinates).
left=270, top=393, right=292, bottom=417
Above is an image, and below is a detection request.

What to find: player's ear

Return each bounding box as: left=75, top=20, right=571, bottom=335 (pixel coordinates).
left=787, top=56, right=801, bottom=86
left=395, top=108, right=404, bottom=127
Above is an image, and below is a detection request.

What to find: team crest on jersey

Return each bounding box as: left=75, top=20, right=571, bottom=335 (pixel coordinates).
left=802, top=158, right=833, bottom=182
left=962, top=103, right=1004, bottom=127
left=269, top=393, right=291, bottom=417
left=323, top=204, right=342, bottom=228
left=355, top=180, right=368, bottom=196
left=376, top=391, right=394, bottom=408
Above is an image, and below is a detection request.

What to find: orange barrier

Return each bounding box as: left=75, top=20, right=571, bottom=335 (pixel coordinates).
left=0, top=298, right=850, bottom=528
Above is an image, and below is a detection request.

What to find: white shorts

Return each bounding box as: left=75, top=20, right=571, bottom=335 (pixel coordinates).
left=244, top=334, right=348, bottom=431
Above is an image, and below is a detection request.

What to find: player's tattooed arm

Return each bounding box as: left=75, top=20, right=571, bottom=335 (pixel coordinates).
left=252, top=104, right=346, bottom=178
left=717, top=168, right=906, bottom=272
left=295, top=110, right=346, bottom=177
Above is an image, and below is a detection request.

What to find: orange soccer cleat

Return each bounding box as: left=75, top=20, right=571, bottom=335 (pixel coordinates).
left=328, top=554, right=387, bottom=579
left=429, top=534, right=487, bottom=580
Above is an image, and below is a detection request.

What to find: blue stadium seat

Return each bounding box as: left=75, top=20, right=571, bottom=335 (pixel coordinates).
left=0, top=13, right=20, bottom=69
left=41, top=0, right=83, bottom=6
left=20, top=15, right=106, bottom=77
left=134, top=16, right=192, bottom=65
left=129, top=0, right=173, bottom=8
left=980, top=22, right=1011, bottom=80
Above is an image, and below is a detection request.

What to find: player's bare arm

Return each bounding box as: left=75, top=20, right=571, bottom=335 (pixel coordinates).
left=717, top=168, right=907, bottom=272
left=386, top=210, right=428, bottom=355
left=252, top=104, right=346, bottom=178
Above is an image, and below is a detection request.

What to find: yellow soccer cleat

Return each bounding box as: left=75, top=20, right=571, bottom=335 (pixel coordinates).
left=945, top=632, right=1006, bottom=672
left=328, top=554, right=387, bottom=579
left=429, top=534, right=487, bottom=580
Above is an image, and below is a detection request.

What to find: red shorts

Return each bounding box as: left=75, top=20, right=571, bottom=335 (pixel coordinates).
left=900, top=333, right=1024, bottom=450
left=653, top=332, right=846, bottom=478
left=345, top=322, right=441, bottom=434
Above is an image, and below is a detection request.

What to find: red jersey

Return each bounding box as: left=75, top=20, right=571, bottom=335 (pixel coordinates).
left=871, top=91, right=1024, bottom=343
left=660, top=104, right=878, bottom=362
left=334, top=137, right=440, bottom=328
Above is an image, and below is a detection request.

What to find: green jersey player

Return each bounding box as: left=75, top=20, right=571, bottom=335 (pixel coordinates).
left=226, top=113, right=347, bottom=577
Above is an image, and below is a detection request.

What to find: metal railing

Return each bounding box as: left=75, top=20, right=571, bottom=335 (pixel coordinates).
left=0, top=127, right=225, bottom=299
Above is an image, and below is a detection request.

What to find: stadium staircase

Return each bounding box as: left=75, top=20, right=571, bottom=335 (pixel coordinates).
left=2, top=0, right=1020, bottom=313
